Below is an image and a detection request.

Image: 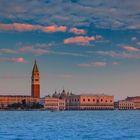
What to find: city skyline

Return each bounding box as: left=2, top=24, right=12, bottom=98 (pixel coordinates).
left=0, top=0, right=140, bottom=99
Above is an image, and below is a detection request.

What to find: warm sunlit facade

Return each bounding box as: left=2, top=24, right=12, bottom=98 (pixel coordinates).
left=126, top=96, right=140, bottom=109
left=115, top=100, right=134, bottom=110
left=40, top=97, right=65, bottom=110
left=0, top=96, right=39, bottom=108
left=66, top=94, right=114, bottom=110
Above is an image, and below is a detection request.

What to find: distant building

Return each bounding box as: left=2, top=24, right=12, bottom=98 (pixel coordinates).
left=52, top=89, right=74, bottom=109
left=31, top=60, right=40, bottom=98
left=0, top=96, right=39, bottom=108
left=126, top=96, right=140, bottom=109
left=0, top=60, right=40, bottom=108
left=66, top=94, right=114, bottom=110
left=115, top=100, right=134, bottom=110
left=40, top=97, right=65, bottom=110
left=52, top=89, right=73, bottom=99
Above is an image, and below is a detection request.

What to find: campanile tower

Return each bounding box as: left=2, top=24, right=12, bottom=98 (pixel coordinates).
left=31, top=60, right=40, bottom=98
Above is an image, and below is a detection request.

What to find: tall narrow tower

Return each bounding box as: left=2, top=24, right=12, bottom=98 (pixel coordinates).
left=31, top=60, right=40, bottom=98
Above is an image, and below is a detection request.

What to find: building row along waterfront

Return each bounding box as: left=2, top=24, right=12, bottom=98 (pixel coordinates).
left=41, top=91, right=140, bottom=110
left=0, top=61, right=40, bottom=109
left=66, top=94, right=114, bottom=110
left=0, top=60, right=140, bottom=111
left=40, top=91, right=114, bottom=110
left=114, top=100, right=135, bottom=110
left=125, top=96, right=140, bottom=109
left=114, top=96, right=140, bottom=110
left=0, top=96, right=39, bottom=108
left=40, top=97, right=65, bottom=111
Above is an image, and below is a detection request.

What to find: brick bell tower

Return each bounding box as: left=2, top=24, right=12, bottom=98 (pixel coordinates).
left=31, top=60, right=40, bottom=98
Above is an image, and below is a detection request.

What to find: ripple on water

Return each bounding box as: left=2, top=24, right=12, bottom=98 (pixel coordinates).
left=0, top=111, right=139, bottom=140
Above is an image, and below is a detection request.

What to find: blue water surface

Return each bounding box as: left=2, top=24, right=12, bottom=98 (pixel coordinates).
left=0, top=111, right=139, bottom=140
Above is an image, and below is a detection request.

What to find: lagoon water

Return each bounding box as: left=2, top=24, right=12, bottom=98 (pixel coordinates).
left=0, top=111, right=140, bottom=140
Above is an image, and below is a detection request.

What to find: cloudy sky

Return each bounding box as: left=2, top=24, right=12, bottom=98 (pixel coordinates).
left=0, top=0, right=140, bottom=99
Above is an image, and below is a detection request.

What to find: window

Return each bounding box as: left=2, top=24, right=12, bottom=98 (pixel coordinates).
left=88, top=99, right=90, bottom=102
left=101, top=99, right=103, bottom=102
left=93, top=99, right=95, bottom=102
left=83, top=99, right=85, bottom=102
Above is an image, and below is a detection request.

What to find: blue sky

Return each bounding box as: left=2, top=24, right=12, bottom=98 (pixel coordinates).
left=0, top=0, right=140, bottom=99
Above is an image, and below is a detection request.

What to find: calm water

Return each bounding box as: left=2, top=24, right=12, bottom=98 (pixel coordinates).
left=0, top=111, right=140, bottom=140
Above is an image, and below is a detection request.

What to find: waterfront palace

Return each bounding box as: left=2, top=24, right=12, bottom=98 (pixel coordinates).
left=0, top=60, right=140, bottom=110
left=41, top=90, right=114, bottom=110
